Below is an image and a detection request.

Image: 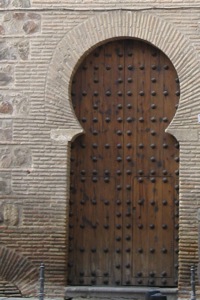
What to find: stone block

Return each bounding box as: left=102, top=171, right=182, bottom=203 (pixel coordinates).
left=0, top=72, right=12, bottom=85
left=0, top=119, right=12, bottom=141
left=0, top=64, right=13, bottom=86
left=51, top=128, right=84, bottom=144
left=0, top=145, right=32, bottom=168
left=0, top=0, right=10, bottom=8
left=12, top=146, right=32, bottom=167
left=0, top=99, right=13, bottom=114
left=17, top=40, right=29, bottom=60
left=0, top=147, right=12, bottom=168
left=23, top=20, right=39, bottom=34
left=1, top=12, right=41, bottom=35
left=0, top=211, right=3, bottom=223
left=0, top=39, right=29, bottom=61
left=0, top=172, right=11, bottom=195
left=0, top=41, right=18, bottom=60
left=0, top=92, right=29, bottom=116
left=0, top=0, right=30, bottom=7
left=0, top=25, right=5, bottom=34
left=11, top=0, right=31, bottom=7
left=3, top=203, right=19, bottom=226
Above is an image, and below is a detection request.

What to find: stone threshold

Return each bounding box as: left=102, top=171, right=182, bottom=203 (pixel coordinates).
left=65, top=286, right=178, bottom=299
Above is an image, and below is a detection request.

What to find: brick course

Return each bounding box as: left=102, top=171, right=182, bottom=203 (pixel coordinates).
left=0, top=1, right=200, bottom=299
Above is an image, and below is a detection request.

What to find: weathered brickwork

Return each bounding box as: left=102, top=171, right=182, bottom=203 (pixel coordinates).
left=0, top=1, right=200, bottom=299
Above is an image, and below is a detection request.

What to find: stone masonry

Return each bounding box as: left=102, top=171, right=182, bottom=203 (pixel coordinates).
left=1, top=0, right=200, bottom=299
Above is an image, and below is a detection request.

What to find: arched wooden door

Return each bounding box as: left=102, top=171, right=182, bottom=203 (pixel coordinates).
left=68, top=39, right=179, bottom=287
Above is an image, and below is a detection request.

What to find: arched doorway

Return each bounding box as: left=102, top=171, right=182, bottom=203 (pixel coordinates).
left=68, top=39, right=179, bottom=287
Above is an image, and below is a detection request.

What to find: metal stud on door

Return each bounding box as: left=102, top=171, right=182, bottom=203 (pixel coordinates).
left=69, top=39, right=179, bottom=287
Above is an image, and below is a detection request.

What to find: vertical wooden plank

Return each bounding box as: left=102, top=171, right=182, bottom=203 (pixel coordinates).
left=102, top=41, right=124, bottom=285
left=123, top=39, right=136, bottom=285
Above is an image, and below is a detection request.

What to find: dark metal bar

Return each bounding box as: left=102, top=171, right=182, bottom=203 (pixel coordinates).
left=39, top=263, right=45, bottom=300
left=190, top=265, right=196, bottom=300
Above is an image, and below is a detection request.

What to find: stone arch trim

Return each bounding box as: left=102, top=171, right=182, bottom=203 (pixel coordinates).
left=0, top=246, right=38, bottom=296
left=45, top=11, right=200, bottom=143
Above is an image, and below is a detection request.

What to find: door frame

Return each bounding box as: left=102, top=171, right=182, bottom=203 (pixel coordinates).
left=45, top=11, right=200, bottom=299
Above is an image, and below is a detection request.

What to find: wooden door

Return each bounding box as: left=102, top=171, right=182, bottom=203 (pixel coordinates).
left=68, top=39, right=179, bottom=287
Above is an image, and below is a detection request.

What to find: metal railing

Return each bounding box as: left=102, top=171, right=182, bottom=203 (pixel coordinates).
left=190, top=265, right=196, bottom=300
left=37, top=262, right=197, bottom=300
left=39, top=263, right=45, bottom=300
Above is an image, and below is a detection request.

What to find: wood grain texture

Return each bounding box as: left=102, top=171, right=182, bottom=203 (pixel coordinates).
left=69, top=39, right=179, bottom=287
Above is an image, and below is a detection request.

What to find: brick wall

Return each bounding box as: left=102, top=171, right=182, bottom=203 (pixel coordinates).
left=1, top=1, right=200, bottom=298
